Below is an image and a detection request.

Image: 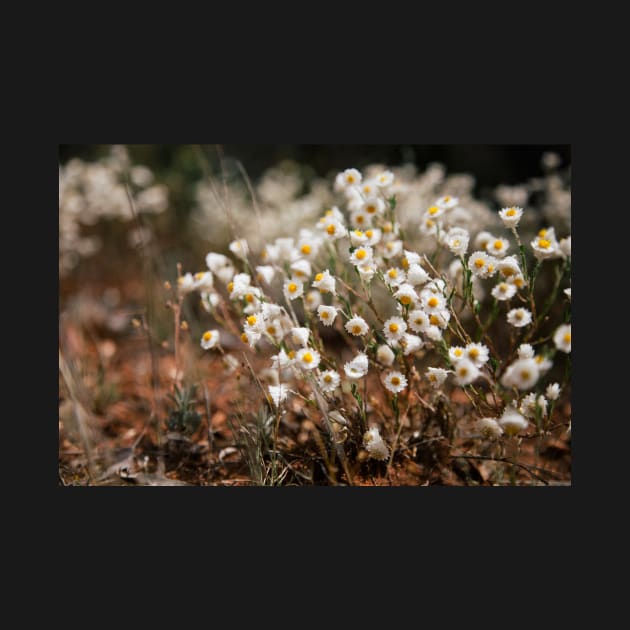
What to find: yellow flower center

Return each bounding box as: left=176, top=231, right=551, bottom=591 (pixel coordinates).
left=428, top=296, right=439, bottom=308
left=425, top=219, right=435, bottom=228
left=367, top=205, right=376, bottom=214
left=346, top=175, right=355, bottom=184
left=459, top=367, right=468, bottom=377
left=514, top=277, right=524, bottom=287
left=454, top=348, right=463, bottom=357
left=203, top=331, right=212, bottom=341
left=301, top=244, right=312, bottom=255
left=383, top=223, right=392, bottom=233
left=563, top=333, right=571, bottom=343
left=355, top=249, right=367, bottom=260
left=302, top=352, right=313, bottom=364
left=469, top=348, right=479, bottom=359
left=400, top=295, right=412, bottom=305
left=415, top=317, right=424, bottom=325
left=535, top=355, right=544, bottom=364
left=430, top=314, right=440, bottom=326
left=365, top=229, right=373, bottom=238
left=240, top=332, right=249, bottom=343
left=402, top=257, right=409, bottom=269
left=520, top=370, right=531, bottom=380
left=388, top=269, right=398, bottom=278
left=227, top=282, right=234, bottom=293
left=499, top=283, right=508, bottom=292
left=443, top=196, right=451, bottom=202
left=506, top=208, right=516, bottom=217
left=539, top=239, right=551, bottom=249
left=539, top=229, right=547, bottom=237
left=487, top=264, right=495, bottom=273
left=389, top=323, right=399, bottom=333
left=267, top=326, right=276, bottom=335
left=245, top=293, right=254, bottom=303
left=356, top=215, right=365, bottom=224
left=326, top=224, right=336, bottom=235
left=315, top=273, right=324, bottom=282
left=288, top=350, right=296, bottom=359
left=321, top=310, right=329, bottom=319
left=391, top=376, right=401, bottom=386
left=247, top=316, right=257, bottom=326
left=515, top=311, right=523, bottom=320
left=428, top=206, right=439, bottom=216
left=324, top=374, right=333, bottom=383
left=325, top=209, right=333, bottom=216
left=386, top=242, right=394, bottom=251
left=352, top=325, right=362, bottom=334
left=288, top=283, right=297, bottom=293
left=474, top=258, right=485, bottom=268
left=195, top=272, right=204, bottom=280
left=453, top=239, right=461, bottom=247
left=493, top=240, right=503, bottom=250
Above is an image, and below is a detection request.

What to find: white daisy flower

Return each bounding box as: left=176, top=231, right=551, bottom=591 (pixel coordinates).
left=501, top=357, right=540, bottom=390
left=193, top=271, right=214, bottom=292
left=491, top=281, right=517, bottom=301
left=393, top=283, right=419, bottom=308
left=506, top=273, right=527, bottom=290
left=406, top=263, right=430, bottom=286
left=177, top=272, right=195, bottom=295
left=340, top=168, right=362, bottom=188
left=350, top=209, right=372, bottom=230
left=244, top=314, right=264, bottom=334
left=425, top=325, right=443, bottom=341
left=402, top=250, right=422, bottom=268
left=312, top=269, right=336, bottom=294
left=446, top=230, right=470, bottom=257
left=296, top=347, right=320, bottom=370
left=363, top=426, right=389, bottom=461
left=359, top=179, right=378, bottom=197
left=537, top=395, right=549, bottom=418
left=453, top=358, right=481, bottom=386
left=475, top=417, right=503, bottom=439
left=465, top=342, right=489, bottom=367
left=296, top=238, right=320, bottom=260
left=384, top=267, right=406, bottom=288
left=290, top=258, right=312, bottom=281
left=424, top=204, right=446, bottom=220
left=200, top=330, right=220, bottom=350
left=564, top=287, right=571, bottom=301
left=271, top=348, right=294, bottom=370
left=317, top=305, right=338, bottom=326
left=546, top=382, right=561, bottom=401
left=319, top=370, right=341, bottom=393
left=322, top=218, right=347, bottom=240
left=486, top=237, right=510, bottom=258
left=499, top=406, right=529, bottom=436
left=344, top=352, right=369, bottom=379
left=398, top=333, right=424, bottom=355
left=228, top=272, right=252, bottom=299
left=382, top=239, right=404, bottom=259
left=375, top=170, right=394, bottom=187
left=517, top=343, right=535, bottom=359
left=200, top=291, right=221, bottom=312
left=519, top=392, right=538, bottom=419
left=449, top=346, right=466, bottom=362
left=426, top=309, right=449, bottom=329
left=283, top=279, right=304, bottom=301
left=473, top=231, right=494, bottom=251
left=498, top=206, right=524, bottom=229
left=255, top=265, right=275, bottom=285
left=205, top=252, right=232, bottom=274
left=363, top=228, right=382, bottom=247
left=436, top=194, right=459, bottom=209
left=345, top=315, right=370, bottom=337
left=383, top=316, right=407, bottom=342
left=263, top=319, right=285, bottom=344
left=534, top=354, right=554, bottom=373
left=260, top=243, right=279, bottom=264
left=507, top=307, right=533, bottom=328
left=240, top=328, right=261, bottom=348
left=349, top=245, right=374, bottom=267
left=408, top=309, right=430, bottom=333
left=304, top=290, right=322, bottom=311
left=496, top=255, right=522, bottom=280
left=553, top=323, right=571, bottom=353
left=560, top=236, right=571, bottom=258
left=268, top=384, right=289, bottom=407
left=468, top=251, right=494, bottom=278
left=531, top=233, right=560, bottom=260
left=383, top=370, right=408, bottom=394
left=290, top=327, right=310, bottom=347
left=363, top=196, right=385, bottom=217
left=376, top=344, right=396, bottom=366
left=357, top=263, right=376, bottom=283
left=349, top=229, right=368, bottom=247
left=422, top=292, right=446, bottom=314
left=427, top=367, right=449, bottom=388
left=274, top=237, right=296, bottom=263
left=228, top=238, right=249, bottom=261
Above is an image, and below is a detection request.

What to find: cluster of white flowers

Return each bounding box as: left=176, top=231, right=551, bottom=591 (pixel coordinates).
left=171, top=160, right=570, bottom=473
left=59, top=145, right=169, bottom=276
